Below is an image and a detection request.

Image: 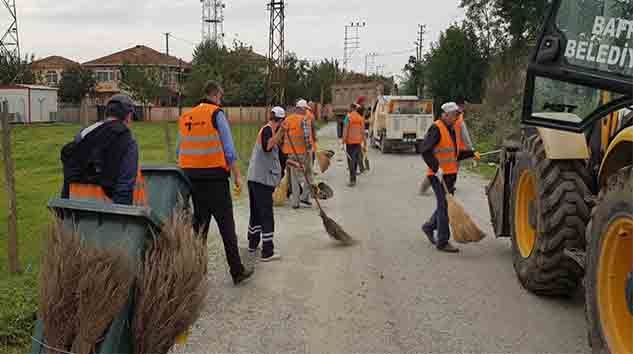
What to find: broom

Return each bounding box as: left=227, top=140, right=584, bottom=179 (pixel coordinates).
left=441, top=179, right=486, bottom=243
left=273, top=174, right=289, bottom=206
left=71, top=245, right=134, bottom=354
left=286, top=132, right=353, bottom=244
left=133, top=209, right=208, bottom=354
left=39, top=217, right=82, bottom=352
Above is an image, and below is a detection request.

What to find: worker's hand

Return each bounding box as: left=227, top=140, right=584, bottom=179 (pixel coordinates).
left=474, top=151, right=481, bottom=161
left=232, top=167, right=242, bottom=191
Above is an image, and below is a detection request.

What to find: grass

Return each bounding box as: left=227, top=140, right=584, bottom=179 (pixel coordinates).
left=465, top=134, right=500, bottom=181
left=0, top=121, right=260, bottom=353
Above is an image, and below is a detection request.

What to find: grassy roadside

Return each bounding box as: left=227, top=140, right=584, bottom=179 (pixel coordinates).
left=0, top=121, right=260, bottom=353
left=464, top=135, right=500, bottom=181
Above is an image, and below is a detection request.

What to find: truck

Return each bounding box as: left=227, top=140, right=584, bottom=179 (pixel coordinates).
left=368, top=96, right=434, bottom=153
left=331, top=82, right=384, bottom=137
left=486, top=1, right=632, bottom=353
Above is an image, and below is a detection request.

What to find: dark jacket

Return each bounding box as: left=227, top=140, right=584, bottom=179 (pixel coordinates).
left=419, top=121, right=475, bottom=174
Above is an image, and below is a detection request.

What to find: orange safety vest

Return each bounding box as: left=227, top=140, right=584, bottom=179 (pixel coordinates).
left=282, top=114, right=308, bottom=154
left=455, top=114, right=467, bottom=152
left=178, top=103, right=228, bottom=170
left=427, top=120, right=461, bottom=176
left=345, top=111, right=365, bottom=145
left=306, top=110, right=316, bottom=151
left=69, top=170, right=147, bottom=206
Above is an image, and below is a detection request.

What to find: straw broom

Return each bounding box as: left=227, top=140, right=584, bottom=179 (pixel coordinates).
left=273, top=174, right=289, bottom=206
left=133, top=209, right=208, bottom=354
left=71, top=245, right=134, bottom=354
left=39, top=217, right=82, bottom=352
left=441, top=179, right=486, bottom=244
left=286, top=131, right=353, bottom=245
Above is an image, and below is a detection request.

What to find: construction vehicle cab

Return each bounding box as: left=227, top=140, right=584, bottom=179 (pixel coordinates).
left=486, top=1, right=632, bottom=353
left=368, top=96, right=434, bottom=153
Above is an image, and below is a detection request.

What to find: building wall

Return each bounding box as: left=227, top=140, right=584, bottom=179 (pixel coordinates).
left=29, top=89, right=58, bottom=122
left=0, top=89, right=29, bottom=122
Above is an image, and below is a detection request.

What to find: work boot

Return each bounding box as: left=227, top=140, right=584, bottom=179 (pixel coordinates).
left=422, top=224, right=436, bottom=245
left=233, top=267, right=254, bottom=285
left=437, top=242, right=460, bottom=253
left=261, top=253, right=281, bottom=262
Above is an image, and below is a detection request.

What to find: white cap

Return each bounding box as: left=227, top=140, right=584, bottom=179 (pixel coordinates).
left=296, top=99, right=309, bottom=109
left=271, top=106, right=286, bottom=119
left=441, top=102, right=460, bottom=114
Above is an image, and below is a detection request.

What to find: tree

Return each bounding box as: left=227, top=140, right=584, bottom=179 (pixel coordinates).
left=120, top=64, right=163, bottom=109
left=423, top=24, right=486, bottom=107
left=0, top=54, right=36, bottom=85
left=58, top=66, right=96, bottom=103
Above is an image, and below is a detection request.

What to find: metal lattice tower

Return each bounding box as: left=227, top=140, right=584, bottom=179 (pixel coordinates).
left=0, top=0, right=20, bottom=61
left=201, top=0, right=225, bottom=45
left=266, top=0, right=285, bottom=106
left=343, top=21, right=365, bottom=71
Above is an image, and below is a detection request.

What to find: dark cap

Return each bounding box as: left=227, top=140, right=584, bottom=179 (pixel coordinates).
left=107, top=94, right=137, bottom=119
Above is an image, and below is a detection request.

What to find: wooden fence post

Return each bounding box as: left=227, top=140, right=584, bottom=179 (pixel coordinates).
left=1, top=104, right=20, bottom=274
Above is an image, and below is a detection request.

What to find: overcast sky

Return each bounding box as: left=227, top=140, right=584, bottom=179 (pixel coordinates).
left=10, top=0, right=464, bottom=78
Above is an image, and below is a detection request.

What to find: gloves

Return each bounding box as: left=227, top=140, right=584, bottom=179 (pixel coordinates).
left=435, top=167, right=444, bottom=180
left=474, top=151, right=481, bottom=161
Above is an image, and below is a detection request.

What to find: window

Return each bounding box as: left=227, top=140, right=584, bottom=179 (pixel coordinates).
left=95, top=70, right=116, bottom=82
left=46, top=71, right=58, bottom=85
left=556, top=0, right=633, bottom=78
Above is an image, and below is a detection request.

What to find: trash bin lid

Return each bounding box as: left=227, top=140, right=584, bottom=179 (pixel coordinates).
left=48, top=198, right=163, bottom=229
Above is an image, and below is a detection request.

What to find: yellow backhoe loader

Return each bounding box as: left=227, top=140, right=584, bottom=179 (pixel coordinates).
left=486, top=1, right=632, bottom=353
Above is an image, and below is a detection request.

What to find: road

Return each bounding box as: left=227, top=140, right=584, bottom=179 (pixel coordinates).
left=175, top=123, right=589, bottom=354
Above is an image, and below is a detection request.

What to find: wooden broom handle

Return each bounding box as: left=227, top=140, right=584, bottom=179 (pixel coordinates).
left=284, top=130, right=324, bottom=212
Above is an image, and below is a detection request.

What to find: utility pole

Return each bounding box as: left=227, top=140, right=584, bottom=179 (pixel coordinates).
left=364, top=52, right=377, bottom=76
left=415, top=24, right=426, bottom=62
left=201, top=0, right=225, bottom=45
left=343, top=21, right=366, bottom=71
left=267, top=0, right=285, bottom=106
left=164, top=32, right=170, bottom=56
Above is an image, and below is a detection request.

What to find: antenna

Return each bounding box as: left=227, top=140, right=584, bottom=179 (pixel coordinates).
left=267, top=0, right=285, bottom=106
left=343, top=21, right=366, bottom=71
left=201, top=0, right=225, bottom=45
left=0, top=0, right=20, bottom=61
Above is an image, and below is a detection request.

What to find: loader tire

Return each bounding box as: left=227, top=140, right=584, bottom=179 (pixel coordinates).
left=585, top=167, right=633, bottom=354
left=510, top=134, right=591, bottom=296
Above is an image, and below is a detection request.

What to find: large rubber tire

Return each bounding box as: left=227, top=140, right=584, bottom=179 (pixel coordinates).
left=585, top=167, right=633, bottom=354
left=510, top=134, right=591, bottom=296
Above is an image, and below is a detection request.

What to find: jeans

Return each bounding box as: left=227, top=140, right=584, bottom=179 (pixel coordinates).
left=425, top=174, right=456, bottom=247
left=346, top=144, right=362, bottom=183
left=289, top=153, right=312, bottom=207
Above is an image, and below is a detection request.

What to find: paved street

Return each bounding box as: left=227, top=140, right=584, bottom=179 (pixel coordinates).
left=175, top=123, right=589, bottom=354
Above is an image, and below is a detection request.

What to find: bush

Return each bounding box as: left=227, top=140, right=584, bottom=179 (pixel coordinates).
left=0, top=272, right=38, bottom=348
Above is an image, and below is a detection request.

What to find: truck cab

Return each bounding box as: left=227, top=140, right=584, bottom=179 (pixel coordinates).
left=369, top=96, right=434, bottom=153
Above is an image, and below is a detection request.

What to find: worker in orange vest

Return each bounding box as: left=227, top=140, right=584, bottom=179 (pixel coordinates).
left=306, top=101, right=318, bottom=164
left=342, top=103, right=366, bottom=187
left=282, top=100, right=313, bottom=209
left=419, top=102, right=476, bottom=253
left=61, top=94, right=147, bottom=206
left=177, top=80, right=253, bottom=285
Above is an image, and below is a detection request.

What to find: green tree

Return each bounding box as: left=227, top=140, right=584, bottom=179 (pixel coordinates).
left=423, top=24, right=486, bottom=107
left=0, top=54, right=36, bottom=85
left=119, top=64, right=163, bottom=108
left=58, top=66, right=96, bottom=103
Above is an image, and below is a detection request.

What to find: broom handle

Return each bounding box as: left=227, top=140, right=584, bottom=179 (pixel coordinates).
left=284, top=128, right=325, bottom=212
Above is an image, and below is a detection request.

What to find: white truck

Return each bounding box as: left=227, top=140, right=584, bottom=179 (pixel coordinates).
left=369, top=96, right=434, bottom=153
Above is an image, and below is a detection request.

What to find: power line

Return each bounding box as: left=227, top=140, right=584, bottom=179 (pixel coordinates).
left=168, top=34, right=198, bottom=47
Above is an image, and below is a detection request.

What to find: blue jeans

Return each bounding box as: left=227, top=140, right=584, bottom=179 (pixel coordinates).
left=425, top=175, right=456, bottom=247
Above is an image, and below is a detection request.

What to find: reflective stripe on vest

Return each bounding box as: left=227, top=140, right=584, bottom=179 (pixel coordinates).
left=69, top=170, right=148, bottom=206
left=345, top=111, right=365, bottom=145
left=282, top=114, right=307, bottom=154
left=427, top=120, right=460, bottom=176
left=178, top=103, right=228, bottom=170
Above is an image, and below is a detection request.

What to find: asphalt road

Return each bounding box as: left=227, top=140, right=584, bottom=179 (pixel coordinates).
left=174, top=123, right=589, bottom=354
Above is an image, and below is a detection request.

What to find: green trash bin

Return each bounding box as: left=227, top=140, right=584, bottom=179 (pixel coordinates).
left=141, top=166, right=192, bottom=221
left=31, top=198, right=162, bottom=354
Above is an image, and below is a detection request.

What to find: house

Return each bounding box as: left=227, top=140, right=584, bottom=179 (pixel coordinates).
left=82, top=45, right=192, bottom=106
left=30, top=56, right=80, bottom=87
left=0, top=85, right=59, bottom=123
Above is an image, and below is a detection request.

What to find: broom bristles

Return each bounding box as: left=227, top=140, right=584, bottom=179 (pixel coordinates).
left=71, top=245, right=134, bottom=354
left=133, top=208, right=208, bottom=354
left=39, top=217, right=82, bottom=352
left=320, top=210, right=354, bottom=245
left=447, top=195, right=486, bottom=244
left=273, top=174, right=289, bottom=206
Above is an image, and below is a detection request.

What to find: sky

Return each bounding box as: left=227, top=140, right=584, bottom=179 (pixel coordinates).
left=8, top=0, right=465, bottom=78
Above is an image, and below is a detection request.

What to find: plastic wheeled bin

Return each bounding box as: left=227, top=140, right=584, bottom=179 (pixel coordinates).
left=140, top=166, right=192, bottom=221
left=31, top=198, right=162, bottom=354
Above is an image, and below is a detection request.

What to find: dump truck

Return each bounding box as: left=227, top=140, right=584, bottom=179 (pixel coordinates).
left=368, top=96, right=434, bottom=153
left=331, top=81, right=384, bottom=137
left=486, top=1, right=632, bottom=353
